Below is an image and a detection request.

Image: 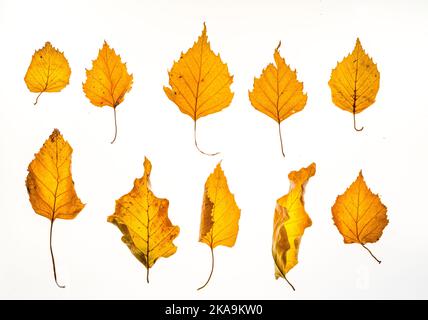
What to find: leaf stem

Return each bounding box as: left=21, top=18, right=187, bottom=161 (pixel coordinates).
left=50, top=219, right=65, bottom=288
left=278, top=121, right=285, bottom=157
left=353, top=108, right=364, bottom=132
left=194, top=120, right=219, bottom=156
left=146, top=265, right=150, bottom=283
left=197, top=247, right=215, bottom=290
left=34, top=92, right=43, bottom=105
left=361, top=244, right=381, bottom=264
left=284, top=276, right=296, bottom=291
left=111, top=107, right=118, bottom=144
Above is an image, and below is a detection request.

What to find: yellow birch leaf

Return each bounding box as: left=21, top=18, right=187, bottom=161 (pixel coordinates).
left=249, top=42, right=307, bottom=157
left=272, top=163, right=316, bottom=290
left=107, top=157, right=180, bottom=283
left=26, top=129, right=85, bottom=288
left=328, top=38, right=380, bottom=131
left=83, top=41, right=133, bottom=143
left=332, top=171, right=388, bottom=263
left=198, top=162, right=241, bottom=290
left=164, top=23, right=234, bottom=156
left=24, top=42, right=71, bottom=105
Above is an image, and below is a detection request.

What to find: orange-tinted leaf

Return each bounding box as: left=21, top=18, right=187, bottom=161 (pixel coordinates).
left=24, top=42, right=71, bottom=105
left=198, top=162, right=240, bottom=290
left=249, top=42, right=307, bottom=157
left=26, top=129, right=85, bottom=288
left=107, top=157, right=180, bottom=283
left=164, top=23, right=234, bottom=155
left=332, top=171, right=388, bottom=263
left=272, top=163, right=315, bottom=290
left=83, top=41, right=133, bottom=143
left=328, top=38, right=380, bottom=131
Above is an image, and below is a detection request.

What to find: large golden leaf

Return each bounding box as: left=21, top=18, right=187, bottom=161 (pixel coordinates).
left=83, top=41, right=133, bottom=143
left=328, top=38, right=380, bottom=131
left=249, top=42, right=307, bottom=157
left=24, top=42, right=71, bottom=105
left=26, top=129, right=85, bottom=288
left=272, top=163, right=315, bottom=290
left=198, top=162, right=240, bottom=290
left=332, top=171, right=388, bottom=263
left=107, top=157, right=179, bottom=283
left=164, top=23, right=234, bottom=156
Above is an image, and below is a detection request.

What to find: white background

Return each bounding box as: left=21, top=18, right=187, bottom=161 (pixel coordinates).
left=0, top=0, right=427, bottom=299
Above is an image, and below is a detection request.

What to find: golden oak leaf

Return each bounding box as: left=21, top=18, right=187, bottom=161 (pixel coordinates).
left=24, top=42, right=71, bottom=105
left=198, top=162, right=241, bottom=290
left=272, top=163, right=316, bottom=290
left=107, top=157, right=179, bottom=283
left=249, top=42, right=307, bottom=157
left=164, top=23, right=234, bottom=156
left=26, top=129, right=85, bottom=288
left=83, top=41, right=133, bottom=143
left=332, top=171, right=388, bottom=263
left=328, top=38, right=380, bottom=131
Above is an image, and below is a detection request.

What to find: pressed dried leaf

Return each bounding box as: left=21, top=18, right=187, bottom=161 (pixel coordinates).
left=328, top=38, right=380, bottom=131
left=83, top=41, right=133, bottom=143
left=332, top=171, right=388, bottom=263
left=272, top=163, right=315, bottom=290
left=249, top=42, right=307, bottom=157
left=164, top=23, right=234, bottom=155
left=107, top=157, right=179, bottom=283
left=198, top=162, right=240, bottom=290
left=26, top=129, right=85, bottom=287
left=24, top=42, right=71, bottom=105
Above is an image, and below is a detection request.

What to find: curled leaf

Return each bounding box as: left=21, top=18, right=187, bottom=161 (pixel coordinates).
left=24, top=42, right=71, bottom=105
left=107, top=157, right=180, bottom=283
left=26, top=129, right=85, bottom=288
left=272, top=163, right=316, bottom=290
left=164, top=23, right=234, bottom=156
left=198, top=162, right=240, bottom=290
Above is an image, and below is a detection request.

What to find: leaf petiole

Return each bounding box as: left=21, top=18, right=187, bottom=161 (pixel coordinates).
left=197, top=247, right=215, bottom=290
left=33, top=92, right=44, bottom=105
left=194, top=120, right=219, bottom=156
left=111, top=107, right=118, bottom=144
left=50, top=219, right=65, bottom=288
left=361, top=243, right=381, bottom=264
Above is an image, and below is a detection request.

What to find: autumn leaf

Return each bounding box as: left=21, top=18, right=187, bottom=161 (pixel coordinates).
left=249, top=42, right=307, bottom=157
left=328, top=38, right=380, bottom=131
left=24, top=42, right=71, bottom=105
left=107, top=157, right=179, bottom=283
left=164, top=23, right=234, bottom=156
left=332, top=171, right=388, bottom=263
left=198, top=162, right=240, bottom=290
left=26, top=129, right=85, bottom=288
left=83, top=41, right=133, bottom=143
left=272, top=163, right=315, bottom=290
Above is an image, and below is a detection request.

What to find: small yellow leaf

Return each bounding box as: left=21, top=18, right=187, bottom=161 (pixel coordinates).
left=272, top=163, right=316, bottom=290
left=26, top=129, right=85, bottom=288
left=332, top=171, right=388, bottom=263
left=107, top=157, right=180, bottom=283
left=249, top=42, right=307, bottom=157
left=24, top=42, right=71, bottom=105
left=328, top=38, right=380, bottom=131
left=83, top=41, right=133, bottom=143
left=164, top=23, right=234, bottom=156
left=198, top=162, right=241, bottom=290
